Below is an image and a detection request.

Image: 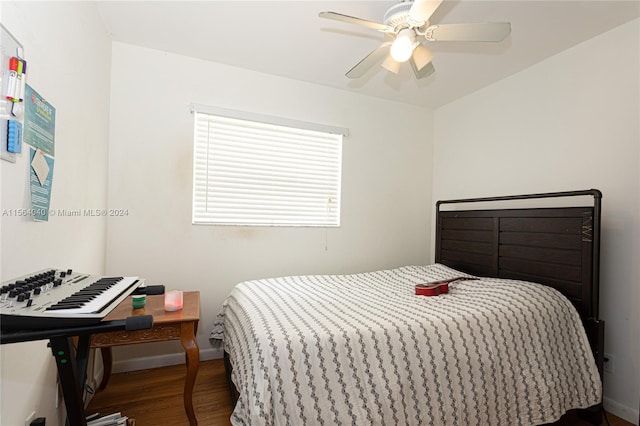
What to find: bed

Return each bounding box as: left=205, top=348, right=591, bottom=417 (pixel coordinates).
left=210, top=189, right=604, bottom=426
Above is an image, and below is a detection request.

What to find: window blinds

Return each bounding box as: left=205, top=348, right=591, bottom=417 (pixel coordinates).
left=192, top=108, right=344, bottom=226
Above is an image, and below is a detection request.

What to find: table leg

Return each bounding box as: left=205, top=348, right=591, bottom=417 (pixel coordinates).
left=98, top=347, right=112, bottom=391
left=181, top=321, right=200, bottom=426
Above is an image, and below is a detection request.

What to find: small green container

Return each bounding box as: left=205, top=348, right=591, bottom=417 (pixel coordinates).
left=132, top=294, right=146, bottom=309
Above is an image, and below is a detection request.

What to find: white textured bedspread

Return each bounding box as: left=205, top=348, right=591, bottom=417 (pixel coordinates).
left=210, top=264, right=601, bottom=426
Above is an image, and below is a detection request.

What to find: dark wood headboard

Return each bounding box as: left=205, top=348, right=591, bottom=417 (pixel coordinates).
left=435, top=189, right=602, bottom=320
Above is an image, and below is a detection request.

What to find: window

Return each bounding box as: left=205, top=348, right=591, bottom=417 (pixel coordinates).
left=191, top=105, right=347, bottom=226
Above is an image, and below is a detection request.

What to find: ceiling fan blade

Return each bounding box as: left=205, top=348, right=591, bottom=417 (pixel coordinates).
left=346, top=43, right=392, bottom=79
left=409, top=58, right=435, bottom=80
left=408, top=0, right=443, bottom=24
left=381, top=55, right=400, bottom=74
left=411, top=44, right=434, bottom=71
left=319, top=11, right=392, bottom=32
left=424, top=23, right=511, bottom=42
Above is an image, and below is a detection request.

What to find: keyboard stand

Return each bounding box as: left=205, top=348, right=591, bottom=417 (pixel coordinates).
left=1, top=317, right=152, bottom=426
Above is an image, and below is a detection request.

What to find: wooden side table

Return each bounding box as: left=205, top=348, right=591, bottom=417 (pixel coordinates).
left=90, top=291, right=200, bottom=426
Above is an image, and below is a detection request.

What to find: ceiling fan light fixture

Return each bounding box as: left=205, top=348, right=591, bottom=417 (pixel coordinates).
left=390, top=28, right=416, bottom=63
left=411, top=44, right=434, bottom=71
left=381, top=54, right=401, bottom=74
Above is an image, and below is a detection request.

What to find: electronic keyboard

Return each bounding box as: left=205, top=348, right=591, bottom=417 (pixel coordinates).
left=0, top=268, right=144, bottom=331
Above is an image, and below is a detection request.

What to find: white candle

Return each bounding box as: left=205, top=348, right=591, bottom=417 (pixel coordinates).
left=164, top=290, right=183, bottom=311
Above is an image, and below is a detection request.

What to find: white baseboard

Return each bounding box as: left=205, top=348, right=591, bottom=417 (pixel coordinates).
left=604, top=396, right=639, bottom=425
left=111, top=347, right=223, bottom=374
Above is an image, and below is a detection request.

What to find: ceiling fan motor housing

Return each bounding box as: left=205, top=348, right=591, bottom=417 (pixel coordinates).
left=384, top=2, right=415, bottom=30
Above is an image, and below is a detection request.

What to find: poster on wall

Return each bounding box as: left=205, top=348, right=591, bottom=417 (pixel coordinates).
left=23, top=84, right=55, bottom=156
left=29, top=147, right=54, bottom=221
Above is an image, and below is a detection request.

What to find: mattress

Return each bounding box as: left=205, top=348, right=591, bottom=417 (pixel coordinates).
left=210, top=263, right=602, bottom=425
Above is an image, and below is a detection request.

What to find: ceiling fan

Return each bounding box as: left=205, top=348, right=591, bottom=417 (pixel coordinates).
left=319, top=0, right=511, bottom=80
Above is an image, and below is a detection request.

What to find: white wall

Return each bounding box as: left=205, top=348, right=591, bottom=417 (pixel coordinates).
left=4, top=3, right=634, bottom=424
left=432, top=19, right=640, bottom=423
left=104, top=42, right=433, bottom=365
left=0, top=2, right=112, bottom=425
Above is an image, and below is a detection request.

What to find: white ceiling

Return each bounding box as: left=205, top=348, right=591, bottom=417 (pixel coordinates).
left=96, top=1, right=640, bottom=109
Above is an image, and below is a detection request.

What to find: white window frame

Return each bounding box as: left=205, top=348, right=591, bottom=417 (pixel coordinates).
left=191, top=104, right=347, bottom=227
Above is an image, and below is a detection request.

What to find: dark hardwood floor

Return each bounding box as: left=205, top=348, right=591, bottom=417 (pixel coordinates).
left=87, top=359, right=233, bottom=425
left=87, top=359, right=633, bottom=426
